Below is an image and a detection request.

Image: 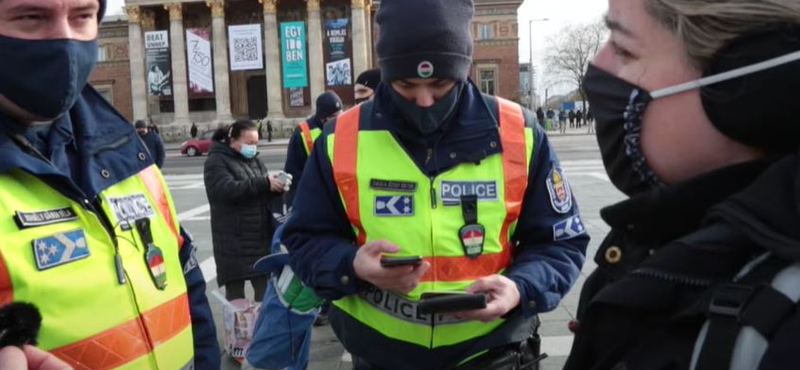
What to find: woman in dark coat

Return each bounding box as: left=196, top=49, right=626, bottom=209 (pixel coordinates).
left=204, top=120, right=287, bottom=302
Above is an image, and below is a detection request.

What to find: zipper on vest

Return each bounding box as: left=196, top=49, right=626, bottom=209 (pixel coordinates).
left=429, top=178, right=437, bottom=209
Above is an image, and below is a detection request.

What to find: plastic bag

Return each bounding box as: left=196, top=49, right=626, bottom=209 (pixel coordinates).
left=212, top=290, right=260, bottom=363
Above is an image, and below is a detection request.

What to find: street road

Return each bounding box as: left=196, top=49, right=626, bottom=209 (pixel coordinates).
left=161, top=129, right=624, bottom=370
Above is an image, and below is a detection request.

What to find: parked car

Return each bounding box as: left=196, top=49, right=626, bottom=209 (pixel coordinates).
left=181, top=130, right=215, bottom=156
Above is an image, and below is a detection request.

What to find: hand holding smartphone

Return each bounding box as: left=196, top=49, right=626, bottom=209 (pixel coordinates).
left=379, top=256, right=423, bottom=268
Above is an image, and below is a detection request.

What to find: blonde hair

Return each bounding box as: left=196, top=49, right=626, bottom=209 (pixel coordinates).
left=645, top=0, right=800, bottom=70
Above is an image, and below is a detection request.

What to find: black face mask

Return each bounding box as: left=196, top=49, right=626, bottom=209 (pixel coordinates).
left=354, top=97, right=369, bottom=105
left=390, top=82, right=463, bottom=135
left=582, top=64, right=663, bottom=196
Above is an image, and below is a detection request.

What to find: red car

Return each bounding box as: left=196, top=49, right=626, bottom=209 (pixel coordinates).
left=181, top=130, right=215, bottom=156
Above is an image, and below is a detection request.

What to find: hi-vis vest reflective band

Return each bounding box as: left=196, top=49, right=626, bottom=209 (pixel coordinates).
left=0, top=166, right=194, bottom=370
left=328, top=98, right=533, bottom=348
left=299, top=121, right=322, bottom=155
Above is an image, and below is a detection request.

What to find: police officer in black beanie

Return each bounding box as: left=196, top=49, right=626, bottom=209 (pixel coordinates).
left=283, top=90, right=343, bottom=205
left=354, top=69, right=382, bottom=104
left=282, top=0, right=588, bottom=369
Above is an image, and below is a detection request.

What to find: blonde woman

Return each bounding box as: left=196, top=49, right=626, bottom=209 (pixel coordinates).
left=566, top=0, right=800, bottom=369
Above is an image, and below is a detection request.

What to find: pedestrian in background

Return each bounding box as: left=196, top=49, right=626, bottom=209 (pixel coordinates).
left=559, top=110, right=567, bottom=133
left=191, top=121, right=198, bottom=138
left=267, top=120, right=273, bottom=142
left=135, top=120, right=165, bottom=168
left=576, top=110, right=584, bottom=126
left=568, top=109, right=576, bottom=128
left=204, top=120, right=289, bottom=302
left=536, top=107, right=545, bottom=127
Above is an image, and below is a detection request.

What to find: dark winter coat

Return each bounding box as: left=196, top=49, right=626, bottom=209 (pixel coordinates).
left=139, top=130, right=165, bottom=168
left=204, top=141, right=277, bottom=286
left=563, top=158, right=800, bottom=370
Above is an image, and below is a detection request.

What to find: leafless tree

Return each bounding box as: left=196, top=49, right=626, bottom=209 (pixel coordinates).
left=543, top=20, right=607, bottom=116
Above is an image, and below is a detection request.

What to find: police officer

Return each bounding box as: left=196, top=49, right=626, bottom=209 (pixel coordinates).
left=354, top=69, right=381, bottom=104
left=0, top=1, right=220, bottom=369
left=282, top=0, right=588, bottom=369
left=283, top=91, right=343, bottom=203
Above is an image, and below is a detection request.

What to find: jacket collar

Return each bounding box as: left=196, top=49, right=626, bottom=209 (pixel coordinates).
left=0, top=85, right=154, bottom=199
left=601, top=159, right=773, bottom=246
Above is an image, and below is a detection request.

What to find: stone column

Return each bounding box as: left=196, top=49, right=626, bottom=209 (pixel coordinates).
left=165, top=3, right=191, bottom=125
left=365, top=0, right=374, bottom=68
left=207, top=0, right=233, bottom=123
left=307, top=0, right=324, bottom=111
left=351, top=0, right=369, bottom=77
left=124, top=6, right=148, bottom=122
left=260, top=0, right=284, bottom=119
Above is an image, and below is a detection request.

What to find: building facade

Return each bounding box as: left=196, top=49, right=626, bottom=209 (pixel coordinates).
left=104, top=0, right=521, bottom=128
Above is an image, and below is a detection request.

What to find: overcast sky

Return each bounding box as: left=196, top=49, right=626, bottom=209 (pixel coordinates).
left=107, top=0, right=608, bottom=95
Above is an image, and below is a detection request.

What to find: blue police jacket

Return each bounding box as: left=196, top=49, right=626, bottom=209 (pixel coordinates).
left=0, top=86, right=221, bottom=370
left=283, top=81, right=588, bottom=366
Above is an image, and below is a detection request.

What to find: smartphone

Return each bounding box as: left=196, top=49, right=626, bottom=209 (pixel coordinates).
left=276, top=171, right=291, bottom=183
left=418, top=291, right=487, bottom=315
left=380, top=256, right=423, bottom=268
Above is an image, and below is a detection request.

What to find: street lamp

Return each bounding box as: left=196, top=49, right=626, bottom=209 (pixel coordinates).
left=528, top=18, right=549, bottom=111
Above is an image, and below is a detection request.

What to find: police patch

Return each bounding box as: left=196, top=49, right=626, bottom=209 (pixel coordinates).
left=553, top=215, right=586, bottom=241
left=374, top=195, right=413, bottom=216
left=546, top=167, right=572, bottom=214
left=15, top=207, right=78, bottom=229
left=370, top=179, right=417, bottom=192
left=440, top=181, right=499, bottom=206
left=106, top=193, right=156, bottom=223
left=32, top=229, right=90, bottom=270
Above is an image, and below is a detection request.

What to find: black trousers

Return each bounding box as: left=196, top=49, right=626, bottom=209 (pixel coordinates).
left=225, top=276, right=268, bottom=302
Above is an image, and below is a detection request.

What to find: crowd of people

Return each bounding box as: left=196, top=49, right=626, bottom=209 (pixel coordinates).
left=1, top=0, right=800, bottom=369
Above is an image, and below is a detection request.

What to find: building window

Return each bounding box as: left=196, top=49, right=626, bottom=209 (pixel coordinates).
left=97, top=45, right=108, bottom=62
left=478, top=23, right=493, bottom=40
left=479, top=69, right=496, bottom=95
left=95, top=85, right=113, bottom=104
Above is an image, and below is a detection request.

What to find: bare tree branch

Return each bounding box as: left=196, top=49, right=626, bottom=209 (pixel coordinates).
left=543, top=20, right=607, bottom=112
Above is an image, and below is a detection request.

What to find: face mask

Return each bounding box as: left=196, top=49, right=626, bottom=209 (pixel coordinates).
left=239, top=143, right=257, bottom=159
left=390, top=82, right=462, bottom=135
left=583, top=49, right=800, bottom=195
left=0, top=35, right=98, bottom=120
left=354, top=97, right=369, bottom=105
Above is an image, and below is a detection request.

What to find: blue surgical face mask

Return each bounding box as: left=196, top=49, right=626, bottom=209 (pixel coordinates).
left=239, top=143, right=258, bottom=159
left=0, top=35, right=98, bottom=120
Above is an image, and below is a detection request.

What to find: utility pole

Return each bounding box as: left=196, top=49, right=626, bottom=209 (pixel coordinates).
left=528, top=18, right=549, bottom=111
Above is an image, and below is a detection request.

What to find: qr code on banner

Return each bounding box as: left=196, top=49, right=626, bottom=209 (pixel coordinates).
left=233, top=37, right=259, bottom=63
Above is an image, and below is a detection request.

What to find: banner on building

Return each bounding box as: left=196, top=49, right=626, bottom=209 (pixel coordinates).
left=145, top=31, right=172, bottom=96
left=280, top=22, right=308, bottom=89
left=229, top=24, right=264, bottom=71
left=326, top=58, right=352, bottom=86
left=289, top=88, right=305, bottom=107
left=324, top=19, right=348, bottom=61
left=186, top=28, right=214, bottom=93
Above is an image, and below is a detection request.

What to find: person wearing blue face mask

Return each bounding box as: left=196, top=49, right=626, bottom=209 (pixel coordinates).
left=205, top=120, right=289, bottom=304
left=564, top=0, right=800, bottom=369
left=281, top=0, right=589, bottom=369
left=0, top=0, right=221, bottom=369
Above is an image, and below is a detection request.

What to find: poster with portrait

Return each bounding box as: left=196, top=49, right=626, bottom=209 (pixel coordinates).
left=144, top=31, right=172, bottom=96
left=325, top=58, right=352, bottom=86
left=289, top=88, right=305, bottom=107
left=186, top=28, right=214, bottom=94
left=229, top=24, right=264, bottom=71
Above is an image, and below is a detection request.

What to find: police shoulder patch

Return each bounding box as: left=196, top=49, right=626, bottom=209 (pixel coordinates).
left=553, top=215, right=586, bottom=241
left=32, top=229, right=90, bottom=270
left=546, top=166, right=573, bottom=214
left=106, top=193, right=156, bottom=223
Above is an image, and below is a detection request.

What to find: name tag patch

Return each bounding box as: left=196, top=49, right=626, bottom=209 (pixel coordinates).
left=546, top=167, right=573, bottom=214
left=440, top=181, right=498, bottom=206
left=374, top=195, right=413, bottom=216
left=33, top=229, right=90, bottom=270
left=107, top=193, right=156, bottom=223
left=15, top=207, right=78, bottom=229
left=553, top=215, right=586, bottom=241
left=370, top=179, right=417, bottom=192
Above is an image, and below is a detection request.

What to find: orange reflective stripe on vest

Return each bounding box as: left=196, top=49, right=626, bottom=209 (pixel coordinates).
left=331, top=106, right=367, bottom=246
left=51, top=293, right=191, bottom=370
left=299, top=121, right=315, bottom=154
left=497, top=96, right=529, bottom=258
left=139, top=166, right=184, bottom=248
left=0, top=251, right=10, bottom=306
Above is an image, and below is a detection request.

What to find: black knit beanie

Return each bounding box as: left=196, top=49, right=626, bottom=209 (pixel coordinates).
left=376, top=0, right=474, bottom=83
left=356, top=69, right=382, bottom=90
left=315, top=91, right=343, bottom=120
